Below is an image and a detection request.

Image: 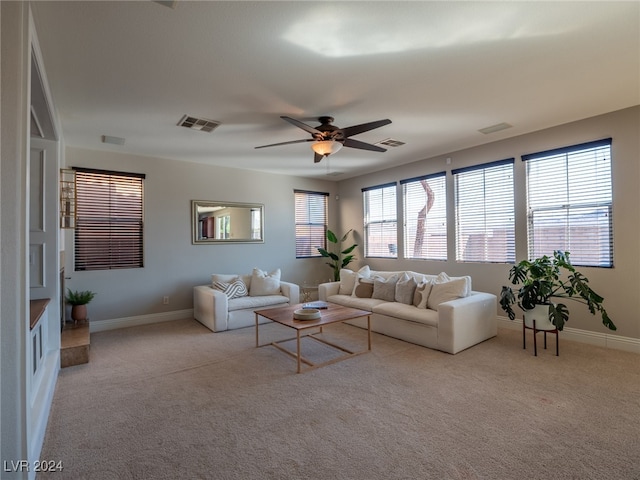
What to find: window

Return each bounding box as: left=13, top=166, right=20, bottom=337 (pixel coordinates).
left=74, top=168, right=144, bottom=271
left=294, top=190, right=328, bottom=258
left=218, top=215, right=230, bottom=239
left=523, top=138, right=613, bottom=267
left=401, top=172, right=447, bottom=260
left=251, top=209, right=261, bottom=240
left=453, top=159, right=515, bottom=263
left=363, top=182, right=397, bottom=258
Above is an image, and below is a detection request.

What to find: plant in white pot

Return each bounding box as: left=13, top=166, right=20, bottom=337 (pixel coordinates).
left=499, top=250, right=616, bottom=332
left=65, top=289, right=96, bottom=324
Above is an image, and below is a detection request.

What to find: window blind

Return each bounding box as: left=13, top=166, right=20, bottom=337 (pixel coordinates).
left=74, top=168, right=144, bottom=271
left=363, top=182, right=397, bottom=258
left=523, top=138, right=613, bottom=267
left=294, top=190, right=328, bottom=258
left=453, top=159, right=515, bottom=263
left=401, top=172, right=447, bottom=260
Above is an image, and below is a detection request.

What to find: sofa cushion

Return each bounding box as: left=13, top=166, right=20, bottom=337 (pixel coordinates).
left=427, top=274, right=468, bottom=310
left=339, top=266, right=370, bottom=295
left=326, top=294, right=384, bottom=311
left=250, top=268, right=281, bottom=296
left=407, top=271, right=432, bottom=284
left=352, top=275, right=374, bottom=298
left=213, top=279, right=248, bottom=299
left=395, top=272, right=417, bottom=305
left=373, top=302, right=439, bottom=327
left=435, top=272, right=472, bottom=296
left=372, top=274, right=398, bottom=301
left=228, top=294, right=289, bottom=311
left=212, top=273, right=251, bottom=290
left=413, top=281, right=433, bottom=309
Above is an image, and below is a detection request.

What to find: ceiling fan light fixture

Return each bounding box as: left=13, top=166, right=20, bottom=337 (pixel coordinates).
left=311, top=140, right=342, bottom=157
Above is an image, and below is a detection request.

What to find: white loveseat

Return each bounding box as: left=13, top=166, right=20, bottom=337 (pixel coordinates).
left=194, top=269, right=299, bottom=332
left=318, top=267, right=497, bottom=354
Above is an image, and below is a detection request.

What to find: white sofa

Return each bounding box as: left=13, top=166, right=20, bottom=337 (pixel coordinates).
left=194, top=269, right=299, bottom=332
left=318, top=267, right=497, bottom=354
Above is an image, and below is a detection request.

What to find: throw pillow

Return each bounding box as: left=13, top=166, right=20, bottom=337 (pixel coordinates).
left=395, top=272, right=417, bottom=305
left=338, top=269, right=356, bottom=295
left=434, top=272, right=472, bottom=296
left=213, top=279, right=248, bottom=299
left=372, top=274, right=398, bottom=302
left=249, top=268, right=281, bottom=296
left=211, top=274, right=239, bottom=285
left=413, top=281, right=433, bottom=309
left=427, top=276, right=468, bottom=310
left=339, top=266, right=370, bottom=295
left=352, top=275, right=374, bottom=298
left=211, top=274, right=252, bottom=292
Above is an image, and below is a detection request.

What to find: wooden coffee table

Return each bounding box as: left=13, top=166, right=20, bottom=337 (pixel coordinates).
left=255, top=303, right=372, bottom=373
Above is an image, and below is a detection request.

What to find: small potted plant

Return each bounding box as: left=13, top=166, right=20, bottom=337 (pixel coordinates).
left=65, top=289, right=96, bottom=324
left=499, top=250, right=616, bottom=332
left=317, top=229, right=357, bottom=282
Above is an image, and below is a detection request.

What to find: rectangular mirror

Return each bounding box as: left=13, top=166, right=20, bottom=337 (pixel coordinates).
left=192, top=200, right=264, bottom=244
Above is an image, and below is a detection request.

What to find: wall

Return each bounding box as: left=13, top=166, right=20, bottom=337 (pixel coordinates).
left=1, top=2, right=31, bottom=473
left=336, top=107, right=640, bottom=341
left=63, top=148, right=339, bottom=324
left=2, top=3, right=63, bottom=477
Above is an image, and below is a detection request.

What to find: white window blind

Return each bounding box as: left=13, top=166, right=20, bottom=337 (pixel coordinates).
left=363, top=182, right=397, bottom=258
left=401, top=172, right=447, bottom=260
left=74, top=168, right=144, bottom=271
left=453, top=159, right=515, bottom=263
left=523, top=138, right=613, bottom=267
left=294, top=190, right=328, bottom=258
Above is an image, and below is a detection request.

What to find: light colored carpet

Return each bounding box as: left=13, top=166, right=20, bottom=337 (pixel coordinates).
left=40, top=319, right=640, bottom=480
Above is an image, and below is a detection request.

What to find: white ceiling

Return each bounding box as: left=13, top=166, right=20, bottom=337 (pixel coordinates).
left=31, top=1, right=640, bottom=180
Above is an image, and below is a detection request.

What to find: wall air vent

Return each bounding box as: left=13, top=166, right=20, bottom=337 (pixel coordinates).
left=377, top=138, right=405, bottom=147
left=178, top=115, right=221, bottom=133
left=478, top=122, right=512, bottom=135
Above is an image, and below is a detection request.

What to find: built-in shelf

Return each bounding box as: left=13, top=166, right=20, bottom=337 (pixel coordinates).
left=30, top=298, right=50, bottom=330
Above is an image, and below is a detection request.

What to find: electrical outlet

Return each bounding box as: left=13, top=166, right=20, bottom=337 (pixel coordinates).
left=163, top=296, right=169, bottom=305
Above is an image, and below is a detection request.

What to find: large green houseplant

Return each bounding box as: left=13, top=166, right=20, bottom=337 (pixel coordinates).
left=499, top=250, right=616, bottom=331
left=317, top=229, right=357, bottom=282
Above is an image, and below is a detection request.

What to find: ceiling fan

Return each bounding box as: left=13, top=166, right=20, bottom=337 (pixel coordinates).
left=255, top=116, right=392, bottom=163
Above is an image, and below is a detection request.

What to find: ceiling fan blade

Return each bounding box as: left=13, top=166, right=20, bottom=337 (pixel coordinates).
left=281, top=116, right=322, bottom=135
left=255, top=138, right=313, bottom=149
left=313, top=152, right=324, bottom=163
left=343, top=138, right=387, bottom=152
left=341, top=119, right=392, bottom=138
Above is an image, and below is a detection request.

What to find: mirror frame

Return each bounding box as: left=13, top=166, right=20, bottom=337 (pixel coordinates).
left=191, top=200, right=264, bottom=244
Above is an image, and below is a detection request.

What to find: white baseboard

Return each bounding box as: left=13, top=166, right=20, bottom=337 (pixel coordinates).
left=90, top=309, right=194, bottom=333
left=498, top=316, right=640, bottom=354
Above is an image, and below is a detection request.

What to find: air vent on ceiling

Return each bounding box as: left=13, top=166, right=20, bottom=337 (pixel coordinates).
left=377, top=138, right=405, bottom=147
left=178, top=115, right=221, bottom=133
left=326, top=171, right=344, bottom=177
left=153, top=1, right=178, bottom=9
left=102, top=135, right=125, bottom=145
left=478, top=122, right=512, bottom=135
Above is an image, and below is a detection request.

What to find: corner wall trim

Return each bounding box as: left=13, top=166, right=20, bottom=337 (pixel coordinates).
left=497, top=316, right=640, bottom=354
left=90, top=309, right=194, bottom=333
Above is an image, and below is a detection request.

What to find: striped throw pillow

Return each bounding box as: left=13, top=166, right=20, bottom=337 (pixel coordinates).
left=212, top=279, right=248, bottom=299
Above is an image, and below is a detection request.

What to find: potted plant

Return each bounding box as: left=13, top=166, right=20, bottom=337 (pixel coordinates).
left=317, top=229, right=358, bottom=282
left=499, top=250, right=616, bottom=332
left=65, top=289, right=96, bottom=324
